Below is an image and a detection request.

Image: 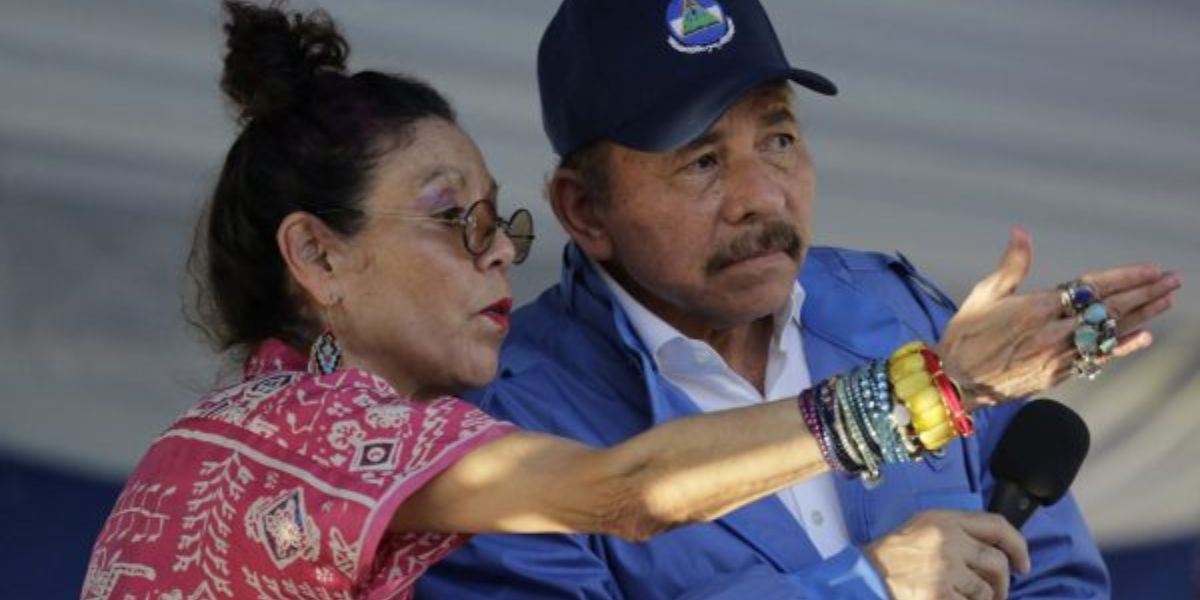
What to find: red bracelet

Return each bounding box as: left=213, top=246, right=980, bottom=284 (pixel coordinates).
left=916, top=348, right=974, bottom=436
left=919, top=348, right=974, bottom=437
left=934, top=371, right=974, bottom=437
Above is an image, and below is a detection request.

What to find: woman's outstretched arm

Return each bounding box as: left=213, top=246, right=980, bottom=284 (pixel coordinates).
left=390, top=396, right=824, bottom=540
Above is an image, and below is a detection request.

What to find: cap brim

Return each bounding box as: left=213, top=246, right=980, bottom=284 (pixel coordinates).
left=609, top=67, right=837, bottom=153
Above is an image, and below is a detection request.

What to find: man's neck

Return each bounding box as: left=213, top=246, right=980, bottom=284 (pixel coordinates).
left=701, top=316, right=775, bottom=395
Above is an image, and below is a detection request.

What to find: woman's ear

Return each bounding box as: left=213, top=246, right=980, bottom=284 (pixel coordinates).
left=548, top=168, right=614, bottom=261
left=277, top=212, right=349, bottom=308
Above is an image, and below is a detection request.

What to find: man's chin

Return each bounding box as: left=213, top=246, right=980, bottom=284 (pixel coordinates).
left=708, top=277, right=797, bottom=324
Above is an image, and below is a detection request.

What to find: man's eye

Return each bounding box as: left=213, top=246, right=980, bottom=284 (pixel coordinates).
left=686, top=153, right=719, bottom=173
left=764, top=133, right=795, bottom=151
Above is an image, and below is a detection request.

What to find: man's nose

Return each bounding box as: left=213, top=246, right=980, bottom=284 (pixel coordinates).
left=720, top=156, right=787, bottom=223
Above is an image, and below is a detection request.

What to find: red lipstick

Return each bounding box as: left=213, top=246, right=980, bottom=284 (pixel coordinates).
left=480, top=297, right=513, bottom=329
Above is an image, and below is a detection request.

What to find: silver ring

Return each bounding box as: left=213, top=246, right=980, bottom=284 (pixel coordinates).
left=1058, top=279, right=1098, bottom=318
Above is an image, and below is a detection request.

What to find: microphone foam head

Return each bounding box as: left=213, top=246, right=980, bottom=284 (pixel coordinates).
left=989, top=398, right=1091, bottom=505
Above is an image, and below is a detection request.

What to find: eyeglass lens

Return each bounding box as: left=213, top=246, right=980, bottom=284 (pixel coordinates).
left=464, top=201, right=534, bottom=264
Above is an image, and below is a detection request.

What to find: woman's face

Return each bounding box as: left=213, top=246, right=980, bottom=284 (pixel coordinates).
left=331, top=118, right=516, bottom=399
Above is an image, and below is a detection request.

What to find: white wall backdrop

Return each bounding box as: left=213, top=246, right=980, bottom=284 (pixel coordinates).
left=1, top=0, right=1197, bottom=549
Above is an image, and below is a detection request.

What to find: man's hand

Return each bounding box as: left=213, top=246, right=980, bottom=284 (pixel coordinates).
left=936, top=226, right=1180, bottom=407
left=865, top=511, right=1030, bottom=600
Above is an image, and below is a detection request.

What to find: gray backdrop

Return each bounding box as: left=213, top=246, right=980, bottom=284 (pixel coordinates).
left=1, top=0, right=1197, bottom=550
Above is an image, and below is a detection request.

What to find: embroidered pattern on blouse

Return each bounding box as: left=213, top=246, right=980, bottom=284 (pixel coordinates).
left=82, top=340, right=513, bottom=600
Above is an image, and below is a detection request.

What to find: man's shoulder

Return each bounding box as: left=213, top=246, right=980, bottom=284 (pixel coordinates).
left=807, top=245, right=910, bottom=277
left=806, top=245, right=957, bottom=311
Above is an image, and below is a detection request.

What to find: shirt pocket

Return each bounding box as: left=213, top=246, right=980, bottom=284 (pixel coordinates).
left=856, top=440, right=983, bottom=540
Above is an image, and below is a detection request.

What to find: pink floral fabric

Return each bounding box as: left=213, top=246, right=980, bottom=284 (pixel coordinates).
left=82, top=339, right=516, bottom=600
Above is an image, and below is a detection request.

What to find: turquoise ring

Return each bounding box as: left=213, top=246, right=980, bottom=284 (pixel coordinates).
left=1071, top=300, right=1118, bottom=380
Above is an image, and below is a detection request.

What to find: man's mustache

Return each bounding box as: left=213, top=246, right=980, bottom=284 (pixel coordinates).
left=705, top=221, right=803, bottom=275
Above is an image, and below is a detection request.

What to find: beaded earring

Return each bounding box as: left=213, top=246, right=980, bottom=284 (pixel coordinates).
left=309, top=328, right=343, bottom=375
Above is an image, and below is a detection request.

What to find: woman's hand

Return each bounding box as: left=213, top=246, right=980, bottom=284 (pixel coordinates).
left=936, top=227, right=1180, bottom=409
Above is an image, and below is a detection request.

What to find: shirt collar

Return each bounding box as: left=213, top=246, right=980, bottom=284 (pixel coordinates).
left=590, top=256, right=806, bottom=361
left=243, top=338, right=308, bottom=380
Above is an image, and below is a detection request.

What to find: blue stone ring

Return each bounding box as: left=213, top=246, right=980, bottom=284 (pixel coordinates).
left=1058, top=279, right=1098, bottom=318
left=1071, top=299, right=1119, bottom=380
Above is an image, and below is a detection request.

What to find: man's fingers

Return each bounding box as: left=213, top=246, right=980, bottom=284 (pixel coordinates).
left=960, top=513, right=1031, bottom=574
left=965, top=544, right=1011, bottom=600
left=1082, top=263, right=1164, bottom=298
left=953, top=567, right=997, bottom=600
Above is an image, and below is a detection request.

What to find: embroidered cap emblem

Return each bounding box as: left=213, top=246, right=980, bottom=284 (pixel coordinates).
left=666, top=0, right=735, bottom=54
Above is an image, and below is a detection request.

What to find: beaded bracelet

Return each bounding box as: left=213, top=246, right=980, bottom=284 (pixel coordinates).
left=835, top=374, right=880, bottom=481
left=846, top=366, right=883, bottom=460
left=799, top=388, right=850, bottom=476
left=862, top=362, right=910, bottom=463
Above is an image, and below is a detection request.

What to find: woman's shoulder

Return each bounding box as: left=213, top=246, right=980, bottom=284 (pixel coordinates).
left=171, top=365, right=508, bottom=478
left=87, top=368, right=510, bottom=599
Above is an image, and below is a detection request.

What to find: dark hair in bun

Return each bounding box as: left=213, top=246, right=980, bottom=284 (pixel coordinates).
left=188, top=1, right=456, bottom=357
left=220, top=0, right=349, bottom=123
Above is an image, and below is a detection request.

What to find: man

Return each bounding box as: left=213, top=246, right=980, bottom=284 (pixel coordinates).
left=419, top=0, right=1179, bottom=597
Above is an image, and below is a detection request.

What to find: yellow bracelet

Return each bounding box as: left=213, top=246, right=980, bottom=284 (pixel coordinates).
left=888, top=352, right=927, bottom=382
left=894, top=371, right=934, bottom=401
left=918, top=421, right=957, bottom=451
left=912, top=404, right=952, bottom=432
left=890, top=341, right=928, bottom=363
left=888, top=340, right=966, bottom=451
left=905, top=386, right=944, bottom=414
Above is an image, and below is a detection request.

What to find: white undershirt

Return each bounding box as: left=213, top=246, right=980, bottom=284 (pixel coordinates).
left=594, top=263, right=851, bottom=558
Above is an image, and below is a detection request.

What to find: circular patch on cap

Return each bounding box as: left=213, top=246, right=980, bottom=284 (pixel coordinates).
left=666, top=0, right=735, bottom=54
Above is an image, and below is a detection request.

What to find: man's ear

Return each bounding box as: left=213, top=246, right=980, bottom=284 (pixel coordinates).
left=276, top=212, right=350, bottom=308
left=547, top=168, right=614, bottom=261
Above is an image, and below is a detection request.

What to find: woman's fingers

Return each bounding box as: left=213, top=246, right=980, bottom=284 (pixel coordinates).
left=1033, top=317, right=1078, bottom=350
left=1109, top=279, right=1179, bottom=334
left=962, top=227, right=1035, bottom=310
left=1081, top=263, right=1163, bottom=298
left=1109, top=330, right=1154, bottom=359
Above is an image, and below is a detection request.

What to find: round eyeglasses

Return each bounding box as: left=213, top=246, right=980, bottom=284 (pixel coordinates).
left=440, top=200, right=535, bottom=265
left=320, top=200, right=535, bottom=264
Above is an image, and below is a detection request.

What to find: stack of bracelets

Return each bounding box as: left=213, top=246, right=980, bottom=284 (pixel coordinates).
left=798, top=341, right=976, bottom=482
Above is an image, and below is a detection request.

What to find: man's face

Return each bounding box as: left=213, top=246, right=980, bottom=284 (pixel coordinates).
left=595, top=84, right=814, bottom=336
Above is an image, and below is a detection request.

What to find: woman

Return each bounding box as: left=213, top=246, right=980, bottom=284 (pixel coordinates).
left=81, top=3, right=1161, bottom=599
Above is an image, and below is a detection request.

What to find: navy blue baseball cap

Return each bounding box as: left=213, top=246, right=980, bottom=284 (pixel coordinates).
left=538, top=0, right=837, bottom=157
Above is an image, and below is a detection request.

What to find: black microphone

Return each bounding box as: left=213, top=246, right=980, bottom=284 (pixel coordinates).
left=987, top=398, right=1091, bottom=529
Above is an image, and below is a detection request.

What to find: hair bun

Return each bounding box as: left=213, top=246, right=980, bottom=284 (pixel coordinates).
left=220, top=1, right=349, bottom=124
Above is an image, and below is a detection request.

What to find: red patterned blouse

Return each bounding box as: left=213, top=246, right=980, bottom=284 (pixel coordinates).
left=82, top=339, right=516, bottom=600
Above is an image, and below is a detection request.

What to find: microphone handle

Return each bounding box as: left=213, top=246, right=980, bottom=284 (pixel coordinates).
left=988, top=480, right=1039, bottom=529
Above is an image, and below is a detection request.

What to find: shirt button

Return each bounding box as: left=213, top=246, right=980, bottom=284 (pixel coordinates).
left=692, top=349, right=710, bottom=364
left=810, top=510, right=825, bottom=527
